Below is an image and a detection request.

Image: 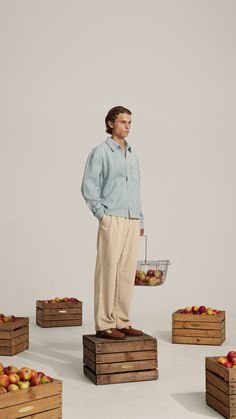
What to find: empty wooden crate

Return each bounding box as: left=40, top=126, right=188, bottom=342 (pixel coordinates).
left=83, top=333, right=158, bottom=385
left=36, top=300, right=82, bottom=328
left=0, top=379, right=62, bottom=418
left=206, top=356, right=236, bottom=418
left=172, top=310, right=225, bottom=345
left=0, top=317, right=29, bottom=356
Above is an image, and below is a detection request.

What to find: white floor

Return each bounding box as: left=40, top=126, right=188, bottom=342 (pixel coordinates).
left=1, top=316, right=233, bottom=419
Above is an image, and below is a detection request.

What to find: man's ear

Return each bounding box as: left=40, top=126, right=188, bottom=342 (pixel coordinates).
left=108, top=120, right=113, bottom=129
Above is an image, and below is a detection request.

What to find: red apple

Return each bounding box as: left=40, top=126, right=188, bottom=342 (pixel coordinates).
left=8, top=373, right=20, bottom=385
left=0, top=375, right=10, bottom=388
left=7, top=383, right=19, bottom=391
left=227, top=351, right=236, bottom=363
left=18, top=381, right=30, bottom=390
left=5, top=365, right=18, bottom=376
left=37, top=372, right=45, bottom=379
left=18, top=368, right=31, bottom=381
left=191, top=306, right=199, bottom=314
left=30, top=369, right=38, bottom=380
left=62, top=297, right=69, bottom=302
left=224, top=361, right=233, bottom=368
left=30, top=377, right=41, bottom=386
left=198, top=306, right=206, bottom=314
left=147, top=269, right=155, bottom=277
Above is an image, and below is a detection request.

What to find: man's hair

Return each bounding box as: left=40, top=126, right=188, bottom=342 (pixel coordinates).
left=105, top=106, right=132, bottom=134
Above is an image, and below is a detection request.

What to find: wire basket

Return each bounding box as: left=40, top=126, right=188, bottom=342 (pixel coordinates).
left=134, top=235, right=170, bottom=286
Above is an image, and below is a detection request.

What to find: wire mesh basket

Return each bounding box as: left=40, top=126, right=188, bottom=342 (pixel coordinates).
left=134, top=235, right=170, bottom=286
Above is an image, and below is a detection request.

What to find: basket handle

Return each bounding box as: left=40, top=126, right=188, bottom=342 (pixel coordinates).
left=142, top=234, right=148, bottom=263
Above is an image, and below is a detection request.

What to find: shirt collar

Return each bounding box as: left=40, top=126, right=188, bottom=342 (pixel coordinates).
left=105, top=136, right=132, bottom=152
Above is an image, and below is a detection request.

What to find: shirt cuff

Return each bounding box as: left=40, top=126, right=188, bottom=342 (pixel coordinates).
left=94, top=206, right=105, bottom=221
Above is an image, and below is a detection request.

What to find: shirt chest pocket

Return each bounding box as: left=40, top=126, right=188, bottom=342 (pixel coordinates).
left=131, top=166, right=139, bottom=182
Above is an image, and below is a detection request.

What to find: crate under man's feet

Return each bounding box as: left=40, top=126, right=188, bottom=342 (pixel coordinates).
left=83, top=333, right=158, bottom=385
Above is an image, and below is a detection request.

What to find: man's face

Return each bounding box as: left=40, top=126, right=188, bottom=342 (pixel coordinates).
left=108, top=113, right=132, bottom=139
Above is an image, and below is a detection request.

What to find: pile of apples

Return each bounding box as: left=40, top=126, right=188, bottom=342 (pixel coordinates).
left=41, top=297, right=79, bottom=304
left=0, top=364, right=53, bottom=393
left=0, top=314, right=17, bottom=324
left=180, top=306, right=221, bottom=315
left=217, top=352, right=236, bottom=368
left=135, top=269, right=164, bottom=286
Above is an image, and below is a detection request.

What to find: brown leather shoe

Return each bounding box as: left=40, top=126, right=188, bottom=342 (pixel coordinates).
left=118, top=326, right=143, bottom=336
left=96, top=328, right=126, bottom=340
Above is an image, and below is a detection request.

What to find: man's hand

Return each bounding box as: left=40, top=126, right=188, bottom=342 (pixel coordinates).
left=140, top=228, right=144, bottom=236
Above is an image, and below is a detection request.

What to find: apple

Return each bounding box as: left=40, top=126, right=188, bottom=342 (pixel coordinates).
left=0, top=387, right=7, bottom=394
left=184, top=307, right=192, bottom=313
left=62, top=297, right=70, bottom=302
left=18, top=368, right=31, bottom=381
left=0, top=363, right=4, bottom=374
left=41, top=375, right=53, bottom=384
left=37, top=372, right=45, bottom=379
left=18, top=381, right=30, bottom=390
left=54, top=297, right=61, bottom=303
left=2, top=315, right=13, bottom=323
left=154, top=270, right=163, bottom=279
left=8, top=373, right=20, bottom=385
left=30, top=369, right=38, bottom=380
left=5, top=365, right=18, bottom=375
left=147, top=269, right=155, bottom=277
left=147, top=277, right=158, bottom=286
left=0, top=375, right=10, bottom=388
left=206, top=307, right=214, bottom=315
left=227, top=351, right=236, bottom=363
left=192, top=306, right=199, bottom=314
left=198, top=306, right=206, bottom=314
left=7, top=383, right=19, bottom=391
left=224, top=361, right=233, bottom=368
left=30, top=377, right=41, bottom=386
left=218, top=356, right=228, bottom=365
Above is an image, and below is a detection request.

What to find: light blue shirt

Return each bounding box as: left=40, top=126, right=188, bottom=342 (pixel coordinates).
left=81, top=136, right=144, bottom=228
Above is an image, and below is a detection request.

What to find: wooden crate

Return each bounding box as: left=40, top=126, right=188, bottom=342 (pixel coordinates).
left=36, top=300, right=82, bottom=328
left=206, top=356, right=236, bottom=418
left=172, top=310, right=225, bottom=345
left=0, top=379, right=62, bottom=418
left=0, top=317, right=29, bottom=356
left=83, top=333, right=158, bottom=385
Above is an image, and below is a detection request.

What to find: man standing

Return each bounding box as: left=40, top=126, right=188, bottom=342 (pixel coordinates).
left=81, top=106, right=144, bottom=340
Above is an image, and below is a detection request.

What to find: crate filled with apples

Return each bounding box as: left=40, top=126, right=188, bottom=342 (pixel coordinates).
left=0, top=363, right=62, bottom=417
left=36, top=297, right=82, bottom=328
left=134, top=261, right=170, bottom=286
left=172, top=307, right=225, bottom=346
left=206, top=353, right=236, bottom=418
left=0, top=314, right=29, bottom=356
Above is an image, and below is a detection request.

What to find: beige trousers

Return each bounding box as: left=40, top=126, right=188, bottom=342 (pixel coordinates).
left=94, top=215, right=140, bottom=331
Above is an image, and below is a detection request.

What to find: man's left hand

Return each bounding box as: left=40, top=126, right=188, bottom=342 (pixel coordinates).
left=140, top=228, right=144, bottom=236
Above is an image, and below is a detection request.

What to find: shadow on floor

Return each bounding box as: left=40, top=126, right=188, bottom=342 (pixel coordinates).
left=18, top=340, right=87, bottom=383
left=171, top=392, right=220, bottom=417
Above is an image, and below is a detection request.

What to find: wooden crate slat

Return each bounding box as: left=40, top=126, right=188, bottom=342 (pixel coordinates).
left=0, top=340, right=29, bottom=356
left=40, top=314, right=82, bottom=321
left=38, top=307, right=82, bottom=315
left=83, top=334, right=157, bottom=354
left=13, top=333, right=29, bottom=347
left=172, top=320, right=223, bottom=330
left=1, top=394, right=61, bottom=418
left=26, top=407, right=62, bottom=418
left=206, top=382, right=231, bottom=407
left=84, top=354, right=157, bottom=374
left=206, top=392, right=236, bottom=418
left=172, top=335, right=224, bottom=345
left=13, top=325, right=29, bottom=338
left=84, top=365, right=158, bottom=385
left=83, top=347, right=158, bottom=364
left=0, top=330, right=12, bottom=339
left=36, top=319, right=82, bottom=328
left=0, top=318, right=29, bottom=331
left=206, top=370, right=232, bottom=394
left=172, top=327, right=224, bottom=338
left=0, top=380, right=62, bottom=409
left=206, top=357, right=232, bottom=382
left=173, top=310, right=225, bottom=322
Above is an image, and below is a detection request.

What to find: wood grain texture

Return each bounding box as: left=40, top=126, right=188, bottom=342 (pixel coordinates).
left=84, top=365, right=158, bottom=385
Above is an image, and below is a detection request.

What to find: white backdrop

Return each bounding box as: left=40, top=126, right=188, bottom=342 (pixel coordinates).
left=0, top=0, right=235, bottom=329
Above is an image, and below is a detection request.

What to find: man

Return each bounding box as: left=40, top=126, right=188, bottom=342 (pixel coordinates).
left=81, top=106, right=144, bottom=340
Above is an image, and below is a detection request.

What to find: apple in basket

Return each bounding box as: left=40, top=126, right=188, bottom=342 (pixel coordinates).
left=147, top=277, right=158, bottom=286
left=154, top=270, right=163, bottom=279
left=136, top=270, right=146, bottom=284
